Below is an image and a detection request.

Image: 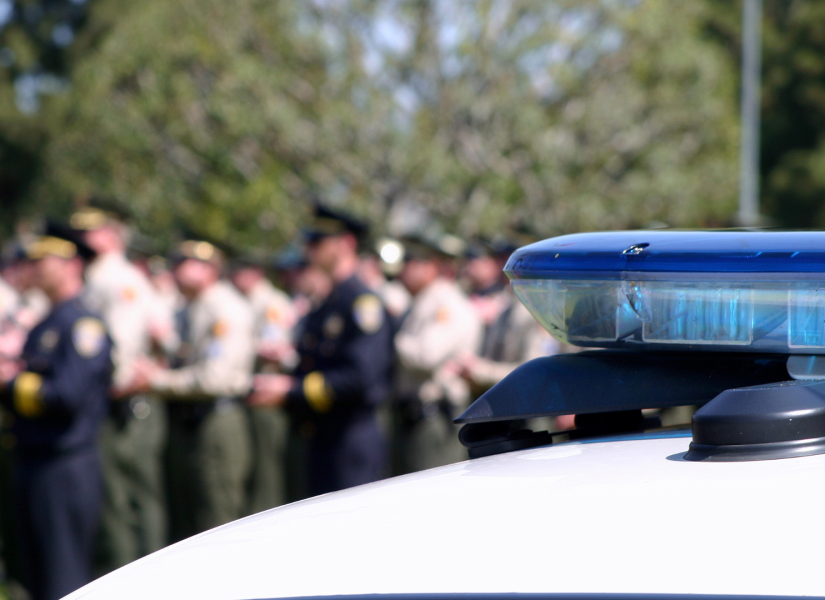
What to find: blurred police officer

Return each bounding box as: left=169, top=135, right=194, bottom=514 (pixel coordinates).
left=117, top=241, right=255, bottom=540
left=0, top=242, right=50, bottom=596
left=463, top=239, right=509, bottom=327
left=358, top=238, right=410, bottom=330
left=0, top=272, right=18, bottom=323
left=230, top=255, right=296, bottom=513
left=456, top=238, right=559, bottom=391
left=70, top=204, right=173, bottom=571
left=1, top=243, right=51, bottom=339
left=250, top=206, right=393, bottom=496
left=0, top=265, right=22, bottom=360
left=393, top=233, right=483, bottom=474
left=0, top=228, right=112, bottom=600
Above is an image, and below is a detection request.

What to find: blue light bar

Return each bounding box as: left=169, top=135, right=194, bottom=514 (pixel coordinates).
left=505, top=231, right=825, bottom=354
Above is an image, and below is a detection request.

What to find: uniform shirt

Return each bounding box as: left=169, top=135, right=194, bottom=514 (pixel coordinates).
left=373, top=279, right=411, bottom=334
left=0, top=276, right=18, bottom=322
left=288, top=275, right=392, bottom=419
left=84, top=252, right=174, bottom=387
left=0, top=283, right=48, bottom=363
left=0, top=277, right=22, bottom=359
left=2, top=296, right=112, bottom=454
left=17, top=288, right=50, bottom=329
left=394, top=277, right=483, bottom=409
left=466, top=293, right=560, bottom=388
left=247, top=278, right=296, bottom=346
left=150, top=281, right=255, bottom=400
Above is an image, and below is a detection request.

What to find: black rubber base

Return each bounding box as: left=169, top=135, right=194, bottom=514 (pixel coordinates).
left=686, top=380, right=825, bottom=462
left=685, top=435, right=825, bottom=462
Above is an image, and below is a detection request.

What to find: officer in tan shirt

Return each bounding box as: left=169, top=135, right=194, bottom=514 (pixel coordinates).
left=230, top=256, right=296, bottom=513
left=454, top=238, right=575, bottom=432
left=392, top=234, right=483, bottom=474
left=70, top=205, right=175, bottom=573
left=120, top=241, right=255, bottom=540
left=456, top=238, right=560, bottom=391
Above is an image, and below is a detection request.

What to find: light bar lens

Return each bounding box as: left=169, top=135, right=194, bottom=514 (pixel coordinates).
left=790, top=289, right=825, bottom=348
left=511, top=279, right=825, bottom=353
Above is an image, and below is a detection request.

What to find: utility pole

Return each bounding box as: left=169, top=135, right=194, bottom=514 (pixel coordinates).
left=738, top=0, right=763, bottom=226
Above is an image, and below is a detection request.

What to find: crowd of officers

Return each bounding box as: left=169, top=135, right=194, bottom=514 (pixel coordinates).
left=0, top=203, right=569, bottom=600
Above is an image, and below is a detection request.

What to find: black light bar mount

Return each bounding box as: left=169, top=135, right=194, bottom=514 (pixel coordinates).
left=456, top=350, right=792, bottom=459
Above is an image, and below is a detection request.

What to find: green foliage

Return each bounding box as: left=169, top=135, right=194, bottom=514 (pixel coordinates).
left=0, top=0, right=91, bottom=236
left=37, top=0, right=323, bottom=248
left=703, top=0, right=825, bottom=228
left=27, top=0, right=742, bottom=247
left=382, top=0, right=740, bottom=234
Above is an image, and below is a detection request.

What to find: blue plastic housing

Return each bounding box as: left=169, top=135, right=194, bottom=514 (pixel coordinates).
left=505, top=231, right=825, bottom=354
left=506, top=231, right=825, bottom=279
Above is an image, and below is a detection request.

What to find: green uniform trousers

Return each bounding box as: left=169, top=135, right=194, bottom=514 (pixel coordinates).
left=166, top=402, right=251, bottom=543
left=96, top=396, right=167, bottom=575
left=391, top=408, right=467, bottom=475
left=245, top=407, right=288, bottom=514
left=0, top=437, right=25, bottom=592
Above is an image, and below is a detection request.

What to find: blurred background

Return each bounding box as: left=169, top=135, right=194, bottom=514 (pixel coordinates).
left=0, top=2, right=823, bottom=598
left=0, top=0, right=821, bottom=245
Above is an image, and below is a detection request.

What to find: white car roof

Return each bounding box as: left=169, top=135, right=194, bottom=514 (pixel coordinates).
left=66, top=430, right=825, bottom=600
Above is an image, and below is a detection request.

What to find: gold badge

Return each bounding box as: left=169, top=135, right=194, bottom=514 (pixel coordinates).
left=120, top=286, right=137, bottom=302
left=266, top=306, right=282, bottom=323
left=353, top=294, right=384, bottom=334
left=39, top=329, right=59, bottom=352
left=323, top=314, right=345, bottom=339
left=72, top=318, right=107, bottom=358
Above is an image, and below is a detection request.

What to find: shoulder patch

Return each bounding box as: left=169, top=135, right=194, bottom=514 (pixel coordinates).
left=212, top=320, right=229, bottom=338
left=72, top=317, right=107, bottom=358
left=353, top=294, right=384, bottom=334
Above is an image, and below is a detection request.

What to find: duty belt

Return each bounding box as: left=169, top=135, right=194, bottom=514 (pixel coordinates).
left=167, top=397, right=240, bottom=425
left=396, top=396, right=454, bottom=427
left=109, top=395, right=154, bottom=429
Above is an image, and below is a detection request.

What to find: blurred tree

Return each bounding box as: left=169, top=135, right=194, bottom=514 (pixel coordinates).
left=703, top=0, right=825, bottom=228
left=374, top=0, right=740, bottom=235
left=34, top=0, right=408, bottom=249
left=0, top=0, right=91, bottom=235
left=34, top=0, right=741, bottom=247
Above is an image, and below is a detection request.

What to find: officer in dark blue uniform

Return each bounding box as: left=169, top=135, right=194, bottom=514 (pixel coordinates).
left=0, top=229, right=112, bottom=600
left=249, top=206, right=393, bottom=496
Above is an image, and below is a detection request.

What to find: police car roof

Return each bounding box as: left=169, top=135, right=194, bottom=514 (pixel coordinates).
left=65, top=432, right=825, bottom=600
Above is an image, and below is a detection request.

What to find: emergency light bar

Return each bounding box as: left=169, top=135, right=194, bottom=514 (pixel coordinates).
left=505, top=231, right=825, bottom=354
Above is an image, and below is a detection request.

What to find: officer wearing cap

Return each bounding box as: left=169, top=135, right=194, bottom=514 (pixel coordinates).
left=250, top=205, right=393, bottom=496
left=0, top=241, right=51, bottom=592
left=392, top=232, right=483, bottom=474
left=229, top=253, right=296, bottom=512
left=1, top=241, right=51, bottom=334
left=117, top=240, right=255, bottom=540
left=230, top=253, right=297, bottom=370
left=0, top=227, right=112, bottom=600
left=455, top=236, right=561, bottom=394
left=70, top=202, right=173, bottom=572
